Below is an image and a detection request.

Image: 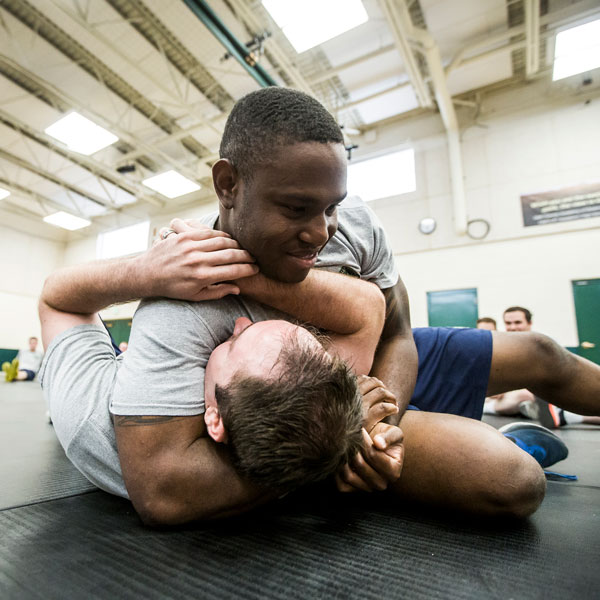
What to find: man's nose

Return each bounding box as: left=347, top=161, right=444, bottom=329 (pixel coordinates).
left=233, top=317, right=253, bottom=336
left=299, top=213, right=335, bottom=247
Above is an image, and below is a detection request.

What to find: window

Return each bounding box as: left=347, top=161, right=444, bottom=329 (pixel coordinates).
left=553, top=19, right=600, bottom=81
left=97, top=221, right=150, bottom=259
left=347, top=149, right=416, bottom=202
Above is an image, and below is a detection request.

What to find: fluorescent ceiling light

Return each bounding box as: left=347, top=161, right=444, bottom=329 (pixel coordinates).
left=45, top=112, right=119, bottom=155
left=553, top=19, right=600, bottom=81
left=43, top=211, right=91, bottom=231
left=262, top=0, right=368, bottom=53
left=348, top=149, right=416, bottom=202
left=142, top=170, right=201, bottom=198
left=0, top=187, right=10, bottom=200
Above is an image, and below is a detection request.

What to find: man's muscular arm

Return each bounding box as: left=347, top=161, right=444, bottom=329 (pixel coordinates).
left=39, top=229, right=261, bottom=525
left=236, top=270, right=385, bottom=375
left=369, top=279, right=418, bottom=417
left=114, top=415, right=273, bottom=524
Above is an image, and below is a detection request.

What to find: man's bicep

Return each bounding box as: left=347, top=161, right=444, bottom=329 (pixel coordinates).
left=114, top=414, right=205, bottom=520
left=114, top=414, right=266, bottom=524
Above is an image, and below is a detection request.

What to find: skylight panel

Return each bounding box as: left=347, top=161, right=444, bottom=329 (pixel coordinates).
left=43, top=211, right=91, bottom=231
left=45, top=112, right=119, bottom=155
left=347, top=149, right=416, bottom=202
left=262, top=0, right=368, bottom=53
left=0, top=187, right=10, bottom=200
left=142, top=170, right=201, bottom=198
left=553, top=19, right=600, bottom=81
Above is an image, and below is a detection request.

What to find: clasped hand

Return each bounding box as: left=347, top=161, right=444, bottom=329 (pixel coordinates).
left=336, top=376, right=404, bottom=493
left=142, top=218, right=258, bottom=301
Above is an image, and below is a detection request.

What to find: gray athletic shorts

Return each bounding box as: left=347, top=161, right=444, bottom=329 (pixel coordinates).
left=39, top=324, right=128, bottom=497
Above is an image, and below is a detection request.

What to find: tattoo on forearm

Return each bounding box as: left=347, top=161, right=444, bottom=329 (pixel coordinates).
left=114, top=415, right=187, bottom=427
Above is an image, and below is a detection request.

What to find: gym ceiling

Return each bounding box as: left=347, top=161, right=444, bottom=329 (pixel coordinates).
left=0, top=0, right=598, bottom=239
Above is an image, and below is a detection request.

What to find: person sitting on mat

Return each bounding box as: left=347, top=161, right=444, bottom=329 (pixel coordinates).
left=39, top=87, right=600, bottom=525
left=483, top=307, right=600, bottom=428
left=3, top=336, right=44, bottom=382
left=476, top=317, right=497, bottom=331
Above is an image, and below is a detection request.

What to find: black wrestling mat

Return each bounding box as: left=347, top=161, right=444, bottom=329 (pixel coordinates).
left=1, top=483, right=599, bottom=600
left=0, top=382, right=96, bottom=510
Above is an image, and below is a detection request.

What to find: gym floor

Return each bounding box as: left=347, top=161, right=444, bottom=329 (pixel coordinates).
left=1, top=381, right=599, bottom=599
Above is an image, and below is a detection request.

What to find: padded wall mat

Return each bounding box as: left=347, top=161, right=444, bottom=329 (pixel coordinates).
left=1, top=482, right=598, bottom=600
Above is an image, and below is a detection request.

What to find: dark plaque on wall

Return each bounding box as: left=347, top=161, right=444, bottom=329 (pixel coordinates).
left=521, top=182, right=600, bottom=227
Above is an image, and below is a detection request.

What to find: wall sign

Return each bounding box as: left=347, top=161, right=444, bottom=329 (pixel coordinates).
left=521, top=182, right=600, bottom=227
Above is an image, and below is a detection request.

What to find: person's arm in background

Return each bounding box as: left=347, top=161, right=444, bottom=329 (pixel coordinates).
left=39, top=228, right=270, bottom=524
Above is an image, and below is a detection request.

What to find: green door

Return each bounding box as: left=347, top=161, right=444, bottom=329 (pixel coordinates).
left=572, top=279, right=600, bottom=365
left=104, top=319, right=132, bottom=346
left=427, top=288, right=478, bottom=328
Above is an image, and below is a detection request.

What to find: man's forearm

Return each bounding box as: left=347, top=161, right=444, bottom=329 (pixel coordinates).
left=370, top=334, right=418, bottom=417
left=237, top=270, right=384, bottom=336
left=41, top=257, right=145, bottom=315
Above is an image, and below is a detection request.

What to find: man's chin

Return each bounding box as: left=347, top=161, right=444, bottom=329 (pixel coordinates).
left=260, top=263, right=310, bottom=284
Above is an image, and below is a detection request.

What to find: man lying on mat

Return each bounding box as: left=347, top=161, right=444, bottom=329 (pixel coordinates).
left=39, top=87, right=600, bottom=525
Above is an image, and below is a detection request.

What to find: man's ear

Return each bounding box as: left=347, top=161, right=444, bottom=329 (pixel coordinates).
left=212, top=159, right=238, bottom=210
left=204, top=406, right=228, bottom=443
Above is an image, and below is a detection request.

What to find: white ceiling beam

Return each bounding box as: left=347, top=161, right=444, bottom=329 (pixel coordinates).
left=525, top=0, right=541, bottom=78
left=377, top=0, right=433, bottom=108
left=308, top=44, right=396, bottom=86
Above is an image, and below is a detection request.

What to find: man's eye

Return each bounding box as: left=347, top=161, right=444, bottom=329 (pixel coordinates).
left=285, top=205, right=305, bottom=214
left=325, top=204, right=339, bottom=216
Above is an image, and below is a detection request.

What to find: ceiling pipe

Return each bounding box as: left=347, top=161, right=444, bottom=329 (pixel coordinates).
left=399, top=5, right=468, bottom=236
left=182, top=0, right=277, bottom=88
left=525, top=0, right=541, bottom=78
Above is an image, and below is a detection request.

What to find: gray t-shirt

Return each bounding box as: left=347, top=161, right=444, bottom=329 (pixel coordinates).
left=17, top=349, right=44, bottom=373
left=40, top=196, right=398, bottom=496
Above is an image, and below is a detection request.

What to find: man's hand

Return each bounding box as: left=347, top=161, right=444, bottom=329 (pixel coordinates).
left=336, top=376, right=404, bottom=493
left=139, top=219, right=258, bottom=301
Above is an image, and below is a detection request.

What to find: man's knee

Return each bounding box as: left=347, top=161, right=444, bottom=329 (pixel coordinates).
left=527, top=332, right=576, bottom=389
left=483, top=450, right=546, bottom=518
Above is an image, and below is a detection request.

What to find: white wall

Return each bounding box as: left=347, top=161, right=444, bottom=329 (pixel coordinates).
left=361, top=86, right=600, bottom=345
left=0, top=223, right=64, bottom=348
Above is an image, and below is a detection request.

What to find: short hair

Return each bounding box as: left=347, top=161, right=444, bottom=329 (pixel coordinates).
left=503, top=306, right=532, bottom=323
left=219, top=87, right=344, bottom=180
left=476, top=317, right=497, bottom=328
left=29, top=336, right=38, bottom=342
left=215, top=333, right=363, bottom=493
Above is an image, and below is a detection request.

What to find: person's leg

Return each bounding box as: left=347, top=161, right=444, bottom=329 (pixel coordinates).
left=485, top=389, right=534, bottom=415
left=390, top=411, right=546, bottom=517
left=536, top=397, right=600, bottom=428
left=487, top=332, right=600, bottom=416
left=16, top=369, right=35, bottom=381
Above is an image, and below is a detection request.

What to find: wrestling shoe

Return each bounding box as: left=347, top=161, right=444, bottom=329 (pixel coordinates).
left=534, top=397, right=565, bottom=429
left=499, top=422, right=568, bottom=468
